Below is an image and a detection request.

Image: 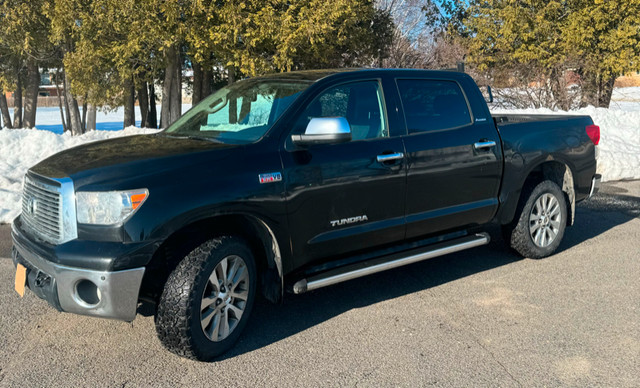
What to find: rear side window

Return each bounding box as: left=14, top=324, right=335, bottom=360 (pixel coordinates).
left=396, top=79, right=472, bottom=134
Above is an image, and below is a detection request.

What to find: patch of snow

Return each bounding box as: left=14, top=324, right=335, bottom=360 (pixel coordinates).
left=610, top=87, right=640, bottom=112
left=0, top=127, right=160, bottom=223
left=3, top=104, right=192, bottom=133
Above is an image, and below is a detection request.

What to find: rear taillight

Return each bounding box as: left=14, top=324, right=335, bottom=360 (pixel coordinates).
left=586, top=124, right=600, bottom=145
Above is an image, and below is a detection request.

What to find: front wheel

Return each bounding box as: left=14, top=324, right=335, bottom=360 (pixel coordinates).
left=503, top=180, right=568, bottom=259
left=155, top=236, right=257, bottom=361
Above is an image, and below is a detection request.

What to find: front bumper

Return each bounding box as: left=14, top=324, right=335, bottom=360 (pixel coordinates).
left=11, top=222, right=145, bottom=322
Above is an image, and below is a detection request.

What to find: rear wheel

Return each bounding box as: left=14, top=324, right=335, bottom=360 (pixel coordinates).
left=155, top=236, right=256, bottom=361
left=503, top=180, right=567, bottom=259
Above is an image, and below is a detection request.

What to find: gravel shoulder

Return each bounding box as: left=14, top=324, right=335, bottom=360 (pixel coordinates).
left=0, top=181, right=638, bottom=387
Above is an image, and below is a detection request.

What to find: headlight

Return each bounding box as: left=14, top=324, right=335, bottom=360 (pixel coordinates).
left=76, top=189, right=149, bottom=225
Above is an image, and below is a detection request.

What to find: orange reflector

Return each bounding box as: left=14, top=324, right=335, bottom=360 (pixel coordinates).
left=130, top=193, right=148, bottom=210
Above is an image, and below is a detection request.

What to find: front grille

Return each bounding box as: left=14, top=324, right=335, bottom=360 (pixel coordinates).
left=21, top=174, right=63, bottom=244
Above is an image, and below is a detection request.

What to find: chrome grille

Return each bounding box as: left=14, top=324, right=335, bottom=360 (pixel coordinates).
left=21, top=174, right=63, bottom=243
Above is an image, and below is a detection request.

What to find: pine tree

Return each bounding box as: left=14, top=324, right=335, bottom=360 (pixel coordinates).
left=461, top=0, right=640, bottom=109
left=0, top=0, right=53, bottom=128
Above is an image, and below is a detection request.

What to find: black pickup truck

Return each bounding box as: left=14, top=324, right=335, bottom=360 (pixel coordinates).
left=12, top=69, right=601, bottom=361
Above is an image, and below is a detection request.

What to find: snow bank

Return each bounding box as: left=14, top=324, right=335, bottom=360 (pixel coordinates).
left=610, top=87, right=640, bottom=112
left=0, top=127, right=160, bottom=223
left=491, top=106, right=640, bottom=183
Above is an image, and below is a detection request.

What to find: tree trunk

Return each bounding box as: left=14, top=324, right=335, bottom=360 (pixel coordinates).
left=63, top=91, right=72, bottom=131
left=12, top=71, right=23, bottom=128
left=86, top=104, right=96, bottom=131
left=227, top=66, right=235, bottom=85
left=549, top=67, right=570, bottom=111
left=598, top=76, right=616, bottom=108
left=192, top=63, right=212, bottom=105
left=228, top=67, right=237, bottom=123
left=62, top=72, right=72, bottom=130
left=202, top=67, right=212, bottom=99
left=578, top=70, right=615, bottom=109
left=22, top=60, right=40, bottom=128
left=192, top=62, right=203, bottom=105
left=0, top=93, right=12, bottom=129
left=148, top=82, right=157, bottom=128
left=81, top=95, right=88, bottom=132
left=54, top=70, right=67, bottom=133
left=137, top=81, right=149, bottom=128
left=123, top=76, right=136, bottom=128
left=175, top=53, right=182, bottom=120
left=64, top=72, right=83, bottom=136
left=160, top=45, right=182, bottom=128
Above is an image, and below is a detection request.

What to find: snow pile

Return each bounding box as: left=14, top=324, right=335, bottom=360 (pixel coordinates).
left=0, top=127, right=160, bottom=223
left=491, top=106, right=640, bottom=183
left=610, top=87, right=640, bottom=112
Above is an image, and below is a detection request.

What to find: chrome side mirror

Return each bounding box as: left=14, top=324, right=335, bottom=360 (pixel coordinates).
left=291, top=117, right=352, bottom=146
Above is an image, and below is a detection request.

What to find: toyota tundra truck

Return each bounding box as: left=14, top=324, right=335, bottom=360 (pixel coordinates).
left=12, top=69, right=601, bottom=361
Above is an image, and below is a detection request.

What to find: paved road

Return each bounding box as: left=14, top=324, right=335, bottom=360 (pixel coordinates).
left=0, top=182, right=638, bottom=387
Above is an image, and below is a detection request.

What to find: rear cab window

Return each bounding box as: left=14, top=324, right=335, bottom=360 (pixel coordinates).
left=396, top=79, right=472, bottom=134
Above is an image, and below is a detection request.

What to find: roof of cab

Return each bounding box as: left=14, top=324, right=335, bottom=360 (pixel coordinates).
left=248, top=68, right=467, bottom=83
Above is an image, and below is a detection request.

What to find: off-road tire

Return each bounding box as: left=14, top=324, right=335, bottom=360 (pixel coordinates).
left=502, top=180, right=567, bottom=259
left=155, top=236, right=257, bottom=361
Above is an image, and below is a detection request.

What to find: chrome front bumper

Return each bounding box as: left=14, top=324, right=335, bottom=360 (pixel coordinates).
left=12, top=223, right=145, bottom=322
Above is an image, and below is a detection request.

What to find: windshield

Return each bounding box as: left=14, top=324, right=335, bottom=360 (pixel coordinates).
left=164, top=78, right=312, bottom=144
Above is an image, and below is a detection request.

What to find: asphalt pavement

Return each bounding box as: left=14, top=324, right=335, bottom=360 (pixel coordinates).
left=0, top=181, right=638, bottom=387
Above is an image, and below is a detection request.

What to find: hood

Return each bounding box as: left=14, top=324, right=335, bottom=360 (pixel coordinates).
left=30, top=133, right=238, bottom=189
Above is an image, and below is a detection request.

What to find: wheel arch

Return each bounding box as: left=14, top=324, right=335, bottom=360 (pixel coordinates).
left=500, top=159, right=576, bottom=226
left=141, top=213, right=284, bottom=304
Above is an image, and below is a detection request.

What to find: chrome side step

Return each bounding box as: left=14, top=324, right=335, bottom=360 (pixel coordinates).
left=293, top=233, right=490, bottom=294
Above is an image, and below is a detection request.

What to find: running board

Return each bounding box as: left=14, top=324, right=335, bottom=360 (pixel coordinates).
left=293, top=233, right=490, bottom=294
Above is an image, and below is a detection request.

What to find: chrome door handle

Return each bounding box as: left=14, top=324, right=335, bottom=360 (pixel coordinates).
left=474, top=140, right=497, bottom=150
left=377, top=152, right=404, bottom=163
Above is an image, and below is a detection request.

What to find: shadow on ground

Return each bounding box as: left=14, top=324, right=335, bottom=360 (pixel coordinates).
left=216, top=189, right=639, bottom=360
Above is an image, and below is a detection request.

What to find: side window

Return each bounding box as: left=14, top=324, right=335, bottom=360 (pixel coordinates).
left=295, top=81, right=388, bottom=141
left=396, top=79, right=472, bottom=134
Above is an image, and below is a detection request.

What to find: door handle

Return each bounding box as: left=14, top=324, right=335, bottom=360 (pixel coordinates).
left=376, top=152, right=404, bottom=163
left=474, top=140, right=497, bottom=151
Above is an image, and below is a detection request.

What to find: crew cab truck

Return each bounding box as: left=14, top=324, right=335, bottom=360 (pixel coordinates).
left=12, top=69, right=601, bottom=361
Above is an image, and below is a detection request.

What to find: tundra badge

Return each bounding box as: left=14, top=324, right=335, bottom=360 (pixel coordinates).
left=330, top=215, right=369, bottom=227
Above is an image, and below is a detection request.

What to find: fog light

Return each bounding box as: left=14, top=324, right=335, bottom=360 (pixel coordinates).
left=75, top=279, right=101, bottom=306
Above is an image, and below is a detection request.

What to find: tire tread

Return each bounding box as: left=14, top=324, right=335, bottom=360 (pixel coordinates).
left=503, top=180, right=567, bottom=259
left=155, top=236, right=247, bottom=360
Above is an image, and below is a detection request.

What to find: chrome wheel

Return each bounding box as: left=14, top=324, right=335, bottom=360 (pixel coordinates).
left=529, top=193, right=562, bottom=248
left=200, top=255, right=250, bottom=342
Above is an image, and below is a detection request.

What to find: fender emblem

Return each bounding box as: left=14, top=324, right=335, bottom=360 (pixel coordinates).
left=259, top=172, right=282, bottom=184
left=330, top=215, right=369, bottom=227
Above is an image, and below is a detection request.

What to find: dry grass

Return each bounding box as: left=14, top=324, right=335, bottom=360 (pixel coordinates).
left=615, top=74, right=640, bottom=87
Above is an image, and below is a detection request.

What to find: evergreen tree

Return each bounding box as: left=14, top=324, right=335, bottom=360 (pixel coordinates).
left=461, top=0, right=640, bottom=109
left=0, top=0, right=53, bottom=128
